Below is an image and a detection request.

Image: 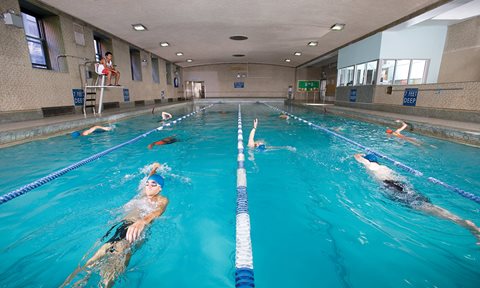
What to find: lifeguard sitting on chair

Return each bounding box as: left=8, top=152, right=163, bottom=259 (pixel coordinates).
left=97, top=51, right=121, bottom=86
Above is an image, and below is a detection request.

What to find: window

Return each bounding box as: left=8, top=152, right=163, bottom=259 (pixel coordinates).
left=379, top=60, right=395, bottom=85
left=365, top=61, right=377, bottom=85
left=94, top=37, right=102, bottom=62
left=337, top=66, right=354, bottom=86
left=22, top=12, right=48, bottom=69
left=393, top=60, right=410, bottom=85
left=152, top=57, right=160, bottom=84
left=408, top=60, right=427, bottom=84
left=93, top=34, right=112, bottom=62
left=354, top=63, right=366, bottom=85
left=130, top=48, right=142, bottom=81
left=166, top=62, right=172, bottom=85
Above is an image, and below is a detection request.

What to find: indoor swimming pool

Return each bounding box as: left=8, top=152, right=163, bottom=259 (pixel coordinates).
left=0, top=103, right=479, bottom=287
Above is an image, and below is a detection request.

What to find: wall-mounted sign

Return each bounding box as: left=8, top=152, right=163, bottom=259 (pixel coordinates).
left=72, top=89, right=84, bottom=106
left=123, top=89, right=130, bottom=102
left=403, top=88, right=418, bottom=106
left=349, top=89, right=357, bottom=102
left=234, top=82, right=244, bottom=88
left=174, top=77, right=179, bottom=88
left=297, top=80, right=320, bottom=92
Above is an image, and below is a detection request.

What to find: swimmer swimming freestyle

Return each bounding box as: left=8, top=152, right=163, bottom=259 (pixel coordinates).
left=354, top=153, right=480, bottom=244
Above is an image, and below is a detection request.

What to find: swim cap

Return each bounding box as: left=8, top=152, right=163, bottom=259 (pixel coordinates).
left=147, top=174, right=164, bottom=187
left=257, top=144, right=266, bottom=151
left=386, top=129, right=393, bottom=134
left=71, top=131, right=81, bottom=138
left=363, top=153, right=378, bottom=163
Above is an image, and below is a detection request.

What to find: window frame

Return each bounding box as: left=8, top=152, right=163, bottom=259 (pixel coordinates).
left=21, top=11, right=50, bottom=69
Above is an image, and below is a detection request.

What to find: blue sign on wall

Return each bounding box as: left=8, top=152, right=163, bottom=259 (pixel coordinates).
left=403, top=88, right=418, bottom=106
left=72, top=89, right=84, bottom=106
left=174, top=77, right=179, bottom=88
left=234, top=82, right=244, bottom=88
left=123, top=89, right=130, bottom=102
left=349, top=89, right=357, bottom=102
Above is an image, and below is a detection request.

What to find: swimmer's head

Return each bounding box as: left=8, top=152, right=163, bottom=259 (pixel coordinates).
left=256, top=144, right=266, bottom=151
left=363, top=153, right=379, bottom=163
left=386, top=129, right=393, bottom=134
left=71, top=131, right=81, bottom=138
left=147, top=174, right=164, bottom=188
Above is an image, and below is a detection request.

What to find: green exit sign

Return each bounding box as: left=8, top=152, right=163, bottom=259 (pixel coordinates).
left=297, top=80, right=320, bottom=92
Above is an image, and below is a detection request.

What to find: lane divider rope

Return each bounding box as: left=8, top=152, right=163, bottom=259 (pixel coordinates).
left=235, top=104, right=255, bottom=288
left=263, top=103, right=480, bottom=204
left=0, top=104, right=214, bottom=205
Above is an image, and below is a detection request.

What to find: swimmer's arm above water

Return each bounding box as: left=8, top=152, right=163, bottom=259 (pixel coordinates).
left=148, top=162, right=161, bottom=177
left=354, top=154, right=369, bottom=165
left=247, top=118, right=258, bottom=148
left=126, top=197, right=168, bottom=242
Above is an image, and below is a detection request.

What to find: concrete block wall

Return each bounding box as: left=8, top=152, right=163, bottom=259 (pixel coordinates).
left=0, top=0, right=182, bottom=122
left=183, top=63, right=294, bottom=98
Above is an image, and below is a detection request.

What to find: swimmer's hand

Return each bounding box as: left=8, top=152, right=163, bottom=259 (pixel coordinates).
left=253, top=118, right=258, bottom=129
left=151, top=162, right=161, bottom=170
left=126, top=220, right=146, bottom=243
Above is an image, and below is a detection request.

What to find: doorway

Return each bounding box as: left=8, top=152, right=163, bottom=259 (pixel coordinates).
left=185, top=81, right=205, bottom=99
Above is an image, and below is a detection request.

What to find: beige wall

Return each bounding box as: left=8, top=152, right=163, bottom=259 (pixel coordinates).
left=183, top=63, right=294, bottom=98
left=336, top=81, right=480, bottom=112
left=438, top=16, right=480, bottom=83
left=0, top=0, right=182, bottom=114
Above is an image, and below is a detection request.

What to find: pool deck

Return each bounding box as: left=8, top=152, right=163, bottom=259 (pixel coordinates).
left=1, top=99, right=479, bottom=148
left=293, top=102, right=480, bottom=147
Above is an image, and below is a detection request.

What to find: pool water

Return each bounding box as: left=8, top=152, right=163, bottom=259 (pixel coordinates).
left=0, top=103, right=479, bottom=287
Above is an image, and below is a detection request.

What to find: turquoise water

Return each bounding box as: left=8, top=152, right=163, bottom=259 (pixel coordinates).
left=0, top=103, right=479, bottom=287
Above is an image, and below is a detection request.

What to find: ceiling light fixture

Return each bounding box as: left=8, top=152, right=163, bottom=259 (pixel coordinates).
left=285, top=59, right=291, bottom=63
left=330, top=23, right=345, bottom=31
left=307, top=41, right=318, bottom=47
left=160, top=42, right=169, bottom=47
left=132, top=24, right=147, bottom=31
left=294, top=52, right=302, bottom=56
left=176, top=52, right=183, bottom=56
left=229, top=35, right=248, bottom=41
left=186, top=59, right=193, bottom=63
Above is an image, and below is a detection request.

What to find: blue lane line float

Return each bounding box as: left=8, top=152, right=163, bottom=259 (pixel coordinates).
left=262, top=103, right=480, bottom=204
left=235, top=104, right=255, bottom=288
left=0, top=104, right=215, bottom=205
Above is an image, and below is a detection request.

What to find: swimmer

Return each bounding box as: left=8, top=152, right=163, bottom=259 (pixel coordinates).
left=247, top=118, right=266, bottom=150
left=147, top=136, right=177, bottom=149
left=71, top=125, right=112, bottom=137
left=355, top=153, right=480, bottom=244
left=279, top=113, right=289, bottom=120
left=386, top=120, right=421, bottom=146
left=157, top=112, right=173, bottom=123
left=62, top=162, right=168, bottom=287
left=247, top=119, right=294, bottom=152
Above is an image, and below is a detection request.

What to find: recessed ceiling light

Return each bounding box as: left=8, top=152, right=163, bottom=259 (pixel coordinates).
left=308, top=41, right=318, bottom=47
left=186, top=59, right=193, bottom=63
left=285, top=59, right=291, bottom=63
left=160, top=42, right=169, bottom=47
left=294, top=52, right=302, bottom=56
left=132, top=24, right=147, bottom=31
left=232, top=54, right=245, bottom=57
left=176, top=52, right=183, bottom=56
left=230, top=36, right=248, bottom=41
left=330, top=23, right=345, bottom=31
